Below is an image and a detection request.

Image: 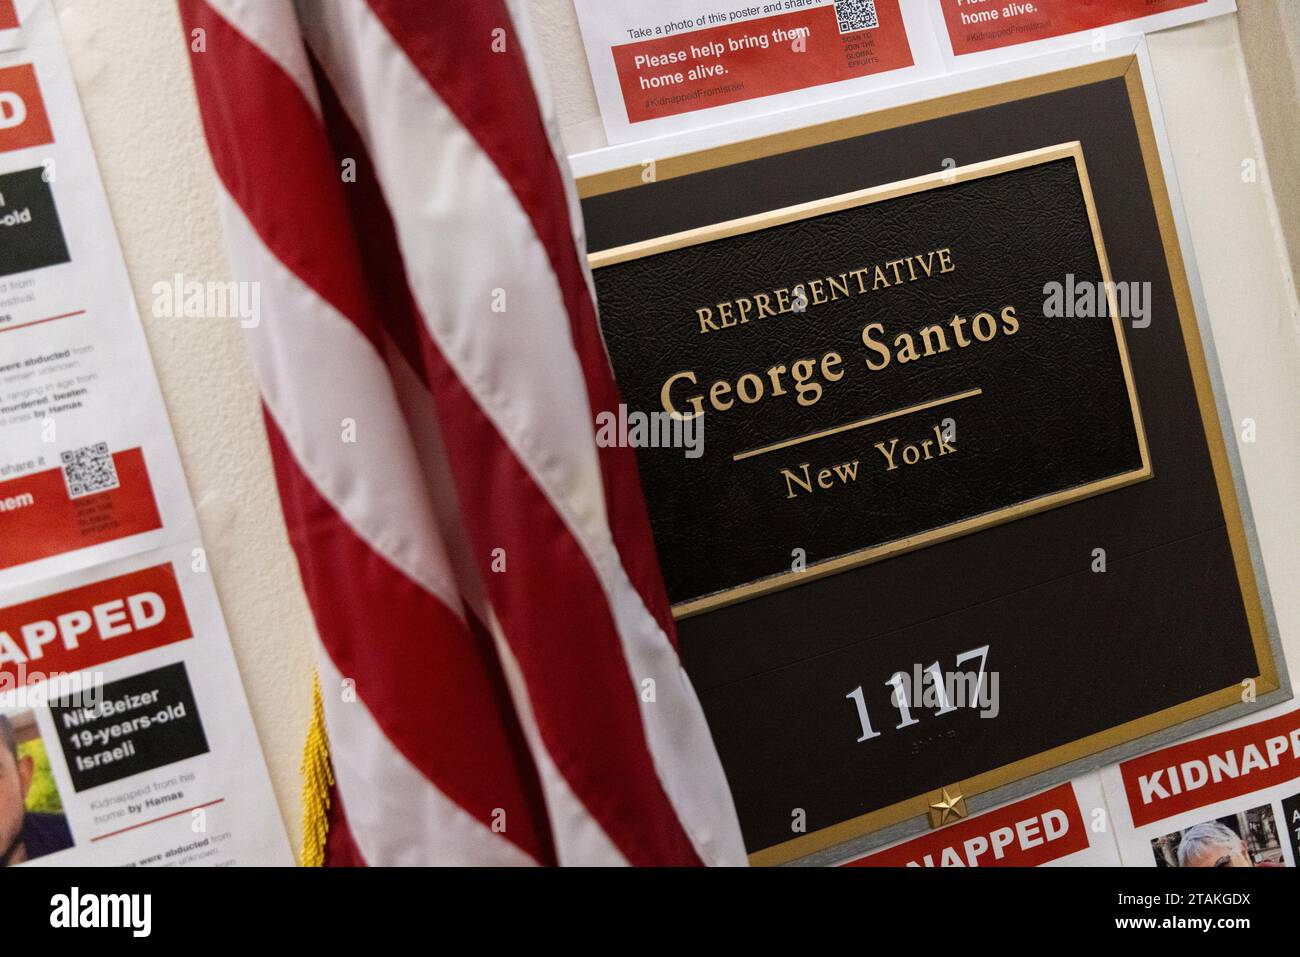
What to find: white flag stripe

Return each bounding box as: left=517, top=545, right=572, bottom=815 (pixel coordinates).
left=504, top=0, right=603, bottom=314
left=303, top=0, right=747, bottom=866
left=298, top=1, right=613, bottom=553
left=208, top=0, right=320, bottom=113
left=486, top=614, right=631, bottom=867
left=183, top=0, right=749, bottom=865
left=386, top=352, right=634, bottom=865
left=315, top=648, right=538, bottom=866
left=217, top=190, right=547, bottom=864
left=215, top=189, right=466, bottom=619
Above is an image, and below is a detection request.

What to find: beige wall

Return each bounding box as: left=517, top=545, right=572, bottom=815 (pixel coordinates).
left=51, top=0, right=1299, bottom=860
left=1236, top=0, right=1300, bottom=308
left=54, top=0, right=317, bottom=858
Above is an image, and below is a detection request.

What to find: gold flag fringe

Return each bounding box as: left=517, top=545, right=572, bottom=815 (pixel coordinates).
left=299, top=673, right=334, bottom=867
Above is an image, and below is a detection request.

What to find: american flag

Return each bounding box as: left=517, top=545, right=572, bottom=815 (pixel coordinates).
left=178, top=0, right=746, bottom=866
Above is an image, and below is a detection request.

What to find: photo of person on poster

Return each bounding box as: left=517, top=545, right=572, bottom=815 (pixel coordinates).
left=1151, top=806, right=1286, bottom=868
left=0, top=712, right=73, bottom=866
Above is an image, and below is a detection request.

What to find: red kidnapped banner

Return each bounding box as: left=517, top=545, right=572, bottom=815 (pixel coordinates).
left=938, top=0, right=1206, bottom=56
left=844, top=783, right=1089, bottom=867
left=0, top=63, right=54, bottom=153
left=1121, top=709, right=1300, bottom=827
left=0, top=448, right=163, bottom=570
left=0, top=563, right=193, bottom=684
left=611, top=1, right=912, bottom=123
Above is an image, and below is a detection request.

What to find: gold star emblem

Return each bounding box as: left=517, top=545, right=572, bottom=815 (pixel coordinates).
left=928, top=786, right=967, bottom=828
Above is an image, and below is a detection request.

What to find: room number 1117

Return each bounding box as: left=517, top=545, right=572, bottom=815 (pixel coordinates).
left=845, top=645, right=991, bottom=742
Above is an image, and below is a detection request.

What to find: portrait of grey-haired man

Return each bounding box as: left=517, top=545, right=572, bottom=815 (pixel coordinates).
left=1176, top=821, right=1259, bottom=868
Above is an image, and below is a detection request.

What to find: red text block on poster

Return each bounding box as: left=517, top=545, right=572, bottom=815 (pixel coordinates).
left=0, top=63, right=53, bottom=153
left=1121, top=708, right=1300, bottom=828
left=0, top=2, right=19, bottom=31
left=939, top=0, right=1206, bottom=56
left=611, top=1, right=913, bottom=124
left=0, top=563, right=193, bottom=683
left=0, top=448, right=163, bottom=570
left=843, top=783, right=1090, bottom=867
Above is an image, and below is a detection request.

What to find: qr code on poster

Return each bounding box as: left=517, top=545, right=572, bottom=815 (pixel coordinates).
left=834, top=0, right=879, bottom=33
left=61, top=442, right=120, bottom=499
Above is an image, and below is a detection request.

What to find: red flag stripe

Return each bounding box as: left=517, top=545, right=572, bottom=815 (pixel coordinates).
left=304, top=48, right=427, bottom=388
left=313, top=634, right=539, bottom=865
left=323, top=785, right=365, bottom=867
left=183, top=1, right=381, bottom=355
left=301, top=2, right=744, bottom=866
left=365, top=0, right=677, bottom=641
left=185, top=0, right=704, bottom=865
left=305, top=1, right=745, bottom=865
left=422, top=351, right=702, bottom=865
left=298, top=41, right=705, bottom=866
left=263, top=411, right=555, bottom=864
left=382, top=346, right=635, bottom=865
left=180, top=0, right=554, bottom=865
left=182, top=0, right=747, bottom=866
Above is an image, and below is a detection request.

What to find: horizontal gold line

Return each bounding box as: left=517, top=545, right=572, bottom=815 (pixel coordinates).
left=732, top=388, right=982, bottom=462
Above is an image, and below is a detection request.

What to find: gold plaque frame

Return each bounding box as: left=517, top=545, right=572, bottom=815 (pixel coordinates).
left=578, top=55, right=1283, bottom=866
left=590, top=141, right=1153, bottom=620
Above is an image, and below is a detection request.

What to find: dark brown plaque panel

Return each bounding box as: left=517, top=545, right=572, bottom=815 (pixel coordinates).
left=579, top=57, right=1286, bottom=864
